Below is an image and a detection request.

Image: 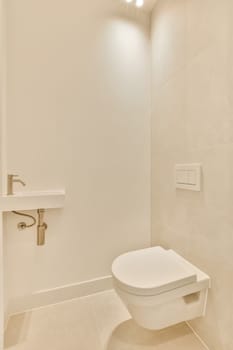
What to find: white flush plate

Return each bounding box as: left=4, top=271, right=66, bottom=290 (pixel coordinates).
left=175, top=164, right=201, bottom=191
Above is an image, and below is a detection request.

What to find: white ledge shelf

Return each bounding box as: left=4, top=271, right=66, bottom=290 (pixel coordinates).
left=0, top=190, right=65, bottom=212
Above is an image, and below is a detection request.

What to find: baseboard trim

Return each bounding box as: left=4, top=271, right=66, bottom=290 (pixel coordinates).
left=186, top=322, right=210, bottom=350
left=4, top=312, right=9, bottom=332
left=8, top=275, right=113, bottom=316
left=0, top=334, right=3, bottom=350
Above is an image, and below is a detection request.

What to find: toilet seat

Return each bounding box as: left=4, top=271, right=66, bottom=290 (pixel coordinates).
left=112, top=247, right=197, bottom=296
left=112, top=246, right=210, bottom=330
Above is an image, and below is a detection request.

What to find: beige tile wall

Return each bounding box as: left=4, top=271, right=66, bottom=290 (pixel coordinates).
left=5, top=0, right=151, bottom=314
left=151, top=1, right=233, bottom=349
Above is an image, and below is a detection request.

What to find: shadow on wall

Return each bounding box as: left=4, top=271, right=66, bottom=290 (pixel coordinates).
left=4, top=312, right=32, bottom=349
left=106, top=319, right=193, bottom=349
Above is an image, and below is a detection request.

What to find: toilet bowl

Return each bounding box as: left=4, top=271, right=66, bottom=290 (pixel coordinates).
left=112, top=246, right=210, bottom=330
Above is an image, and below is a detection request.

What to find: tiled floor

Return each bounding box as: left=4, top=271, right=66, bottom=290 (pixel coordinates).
left=5, top=290, right=207, bottom=350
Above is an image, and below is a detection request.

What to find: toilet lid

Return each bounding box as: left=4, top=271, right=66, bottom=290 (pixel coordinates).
left=112, top=247, right=197, bottom=296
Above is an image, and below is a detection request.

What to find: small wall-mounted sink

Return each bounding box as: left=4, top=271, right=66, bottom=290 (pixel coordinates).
left=0, top=190, right=65, bottom=212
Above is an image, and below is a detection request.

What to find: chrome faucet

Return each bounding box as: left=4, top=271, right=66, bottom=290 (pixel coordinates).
left=7, top=174, right=26, bottom=195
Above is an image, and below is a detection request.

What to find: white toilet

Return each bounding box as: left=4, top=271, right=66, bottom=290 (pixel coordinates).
left=112, top=246, right=210, bottom=330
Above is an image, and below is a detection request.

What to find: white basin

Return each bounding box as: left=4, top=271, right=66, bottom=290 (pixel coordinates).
left=0, top=190, right=65, bottom=212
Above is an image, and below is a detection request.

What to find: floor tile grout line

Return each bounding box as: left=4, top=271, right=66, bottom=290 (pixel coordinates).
left=186, top=322, right=210, bottom=350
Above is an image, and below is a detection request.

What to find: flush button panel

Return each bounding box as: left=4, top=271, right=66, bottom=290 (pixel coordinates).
left=175, top=164, right=201, bottom=191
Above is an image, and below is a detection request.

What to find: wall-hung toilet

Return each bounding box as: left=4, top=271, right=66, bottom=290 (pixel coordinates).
left=112, top=246, right=210, bottom=330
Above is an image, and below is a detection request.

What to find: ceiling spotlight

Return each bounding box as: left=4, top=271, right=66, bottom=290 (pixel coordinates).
left=135, top=0, right=144, bottom=7
left=125, top=0, right=133, bottom=3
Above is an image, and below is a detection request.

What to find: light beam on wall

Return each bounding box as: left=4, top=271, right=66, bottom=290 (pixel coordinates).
left=124, top=0, right=144, bottom=8
left=135, top=0, right=144, bottom=7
